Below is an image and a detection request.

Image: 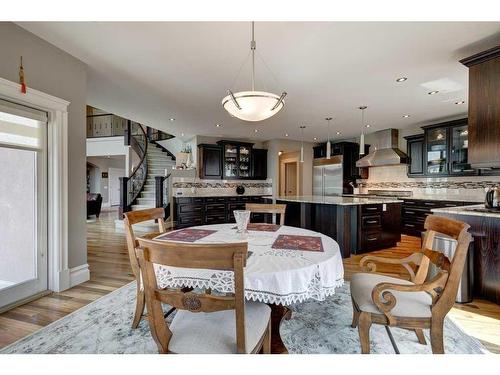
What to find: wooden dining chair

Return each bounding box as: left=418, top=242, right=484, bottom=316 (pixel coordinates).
left=245, top=203, right=287, bottom=225
left=350, top=215, right=472, bottom=354
left=123, top=208, right=168, bottom=329
left=136, top=238, right=272, bottom=354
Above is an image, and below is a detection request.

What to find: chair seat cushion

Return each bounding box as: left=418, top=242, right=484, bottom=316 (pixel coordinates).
left=351, top=273, right=433, bottom=318
left=168, top=301, right=271, bottom=354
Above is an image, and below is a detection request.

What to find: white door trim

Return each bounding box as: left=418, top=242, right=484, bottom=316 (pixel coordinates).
left=0, top=77, right=71, bottom=292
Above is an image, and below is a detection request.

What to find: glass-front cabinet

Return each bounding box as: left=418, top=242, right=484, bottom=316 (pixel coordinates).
left=426, top=128, right=448, bottom=175
left=450, top=125, right=474, bottom=174
left=422, top=118, right=477, bottom=177
left=218, top=141, right=253, bottom=179
left=223, top=143, right=238, bottom=178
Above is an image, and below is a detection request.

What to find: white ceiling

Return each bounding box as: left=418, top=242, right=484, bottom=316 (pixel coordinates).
left=18, top=22, right=500, bottom=143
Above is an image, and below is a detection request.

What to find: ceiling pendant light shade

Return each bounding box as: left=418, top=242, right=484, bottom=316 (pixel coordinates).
left=222, top=22, right=286, bottom=122
left=222, top=90, right=285, bottom=122
left=300, top=125, right=306, bottom=163
left=359, top=106, right=367, bottom=155
left=359, top=133, right=365, bottom=154
left=325, top=117, right=332, bottom=159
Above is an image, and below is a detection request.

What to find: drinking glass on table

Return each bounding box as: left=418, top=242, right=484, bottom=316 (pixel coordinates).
left=233, top=210, right=250, bottom=234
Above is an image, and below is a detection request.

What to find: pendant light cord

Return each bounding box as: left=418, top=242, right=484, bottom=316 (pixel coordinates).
left=362, top=108, right=365, bottom=131
left=251, top=21, right=256, bottom=91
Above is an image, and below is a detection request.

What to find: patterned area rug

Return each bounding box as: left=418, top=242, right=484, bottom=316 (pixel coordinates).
left=0, top=282, right=487, bottom=354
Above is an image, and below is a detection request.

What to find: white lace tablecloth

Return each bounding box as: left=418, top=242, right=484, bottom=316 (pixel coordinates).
left=153, top=224, right=344, bottom=305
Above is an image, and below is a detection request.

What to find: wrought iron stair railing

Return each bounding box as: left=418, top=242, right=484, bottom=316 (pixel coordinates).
left=119, top=121, right=148, bottom=216
left=155, top=173, right=173, bottom=226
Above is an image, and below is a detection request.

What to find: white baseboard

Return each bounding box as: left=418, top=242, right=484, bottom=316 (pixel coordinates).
left=69, top=264, right=90, bottom=287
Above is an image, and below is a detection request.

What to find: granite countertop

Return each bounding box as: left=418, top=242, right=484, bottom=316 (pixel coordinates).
left=432, top=204, right=500, bottom=218
left=349, top=193, right=483, bottom=203
left=402, top=194, right=482, bottom=203
left=273, top=195, right=401, bottom=206
left=174, top=192, right=272, bottom=198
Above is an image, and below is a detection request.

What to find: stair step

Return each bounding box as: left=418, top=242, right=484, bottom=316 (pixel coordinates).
left=131, top=204, right=155, bottom=211
left=137, top=197, right=155, bottom=205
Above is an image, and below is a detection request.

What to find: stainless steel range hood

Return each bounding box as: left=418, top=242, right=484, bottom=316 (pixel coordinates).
left=356, top=129, right=408, bottom=167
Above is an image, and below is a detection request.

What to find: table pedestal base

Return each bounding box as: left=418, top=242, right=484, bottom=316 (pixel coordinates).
left=269, top=304, right=292, bottom=354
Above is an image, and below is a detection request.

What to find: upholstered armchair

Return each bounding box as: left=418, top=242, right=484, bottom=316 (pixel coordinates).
left=350, top=215, right=472, bottom=354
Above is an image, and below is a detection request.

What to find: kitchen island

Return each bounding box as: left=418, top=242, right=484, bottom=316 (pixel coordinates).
left=433, top=204, right=500, bottom=304
left=268, top=196, right=402, bottom=258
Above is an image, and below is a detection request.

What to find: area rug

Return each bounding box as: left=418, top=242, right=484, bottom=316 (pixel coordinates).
left=0, top=282, right=487, bottom=354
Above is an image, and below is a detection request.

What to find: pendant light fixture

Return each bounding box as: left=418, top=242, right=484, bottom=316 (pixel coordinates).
left=358, top=106, right=367, bottom=155
left=325, top=117, right=332, bottom=159
left=300, top=125, right=306, bottom=163
left=222, top=22, right=287, bottom=122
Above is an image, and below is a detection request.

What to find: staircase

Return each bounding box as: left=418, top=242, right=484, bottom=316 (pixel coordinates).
left=131, top=143, right=175, bottom=212
left=115, top=141, right=175, bottom=232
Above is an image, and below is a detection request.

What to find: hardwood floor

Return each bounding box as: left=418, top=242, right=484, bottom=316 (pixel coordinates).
left=0, top=210, right=498, bottom=353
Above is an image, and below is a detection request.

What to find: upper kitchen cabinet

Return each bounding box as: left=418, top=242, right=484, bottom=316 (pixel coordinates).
left=198, top=144, right=223, bottom=179
left=405, top=118, right=478, bottom=177
left=425, top=126, right=449, bottom=175
left=460, top=46, right=500, bottom=170
left=217, top=140, right=254, bottom=179
left=251, top=148, right=268, bottom=180
left=404, top=134, right=425, bottom=177
left=198, top=141, right=267, bottom=180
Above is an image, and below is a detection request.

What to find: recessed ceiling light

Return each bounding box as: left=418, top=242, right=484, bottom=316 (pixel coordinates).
left=254, top=129, right=258, bottom=133
left=428, top=91, right=439, bottom=95
left=336, top=131, right=341, bottom=135
left=181, top=132, right=184, bottom=136
left=285, top=133, right=289, bottom=137
left=313, top=137, right=318, bottom=141
left=402, top=115, right=410, bottom=118
left=215, top=123, right=221, bottom=127
left=169, top=118, right=175, bottom=122
left=396, top=77, right=408, bottom=82
left=455, top=100, right=465, bottom=105
left=365, top=124, right=371, bottom=128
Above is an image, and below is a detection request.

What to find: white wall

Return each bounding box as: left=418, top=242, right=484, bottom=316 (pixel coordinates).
left=87, top=156, right=126, bottom=204
left=86, top=136, right=127, bottom=157
left=0, top=23, right=87, bottom=269
left=263, top=139, right=314, bottom=196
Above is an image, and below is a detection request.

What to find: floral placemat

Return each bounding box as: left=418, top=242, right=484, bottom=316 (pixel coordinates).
left=271, top=234, right=324, bottom=252
left=154, top=229, right=217, bottom=243
left=232, top=223, right=281, bottom=232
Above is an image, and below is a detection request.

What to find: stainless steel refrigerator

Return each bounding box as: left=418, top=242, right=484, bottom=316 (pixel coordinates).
left=313, top=157, right=343, bottom=196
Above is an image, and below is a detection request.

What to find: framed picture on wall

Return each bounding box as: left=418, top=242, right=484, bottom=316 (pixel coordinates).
left=102, top=172, right=109, bottom=178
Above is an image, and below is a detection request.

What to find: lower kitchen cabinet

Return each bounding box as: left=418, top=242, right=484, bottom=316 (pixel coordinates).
left=174, top=195, right=266, bottom=228
left=402, top=199, right=481, bottom=236
left=276, top=200, right=401, bottom=258
left=357, top=203, right=402, bottom=254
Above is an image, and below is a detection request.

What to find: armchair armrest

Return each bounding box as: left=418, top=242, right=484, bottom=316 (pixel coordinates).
left=360, top=253, right=423, bottom=281
left=370, top=271, right=449, bottom=325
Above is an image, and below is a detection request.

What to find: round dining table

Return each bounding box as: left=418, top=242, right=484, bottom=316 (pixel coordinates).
left=141, top=223, right=344, bottom=353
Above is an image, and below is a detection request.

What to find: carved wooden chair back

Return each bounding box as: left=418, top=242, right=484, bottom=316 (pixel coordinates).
left=416, top=215, right=472, bottom=314
left=123, top=208, right=167, bottom=280
left=245, top=203, right=287, bottom=225
left=136, top=237, right=248, bottom=354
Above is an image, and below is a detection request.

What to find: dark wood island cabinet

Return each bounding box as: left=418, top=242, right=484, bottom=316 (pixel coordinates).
left=274, top=197, right=402, bottom=258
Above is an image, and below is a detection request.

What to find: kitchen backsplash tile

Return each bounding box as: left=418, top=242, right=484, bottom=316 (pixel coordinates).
left=172, top=178, right=273, bottom=196
left=358, top=165, right=500, bottom=201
